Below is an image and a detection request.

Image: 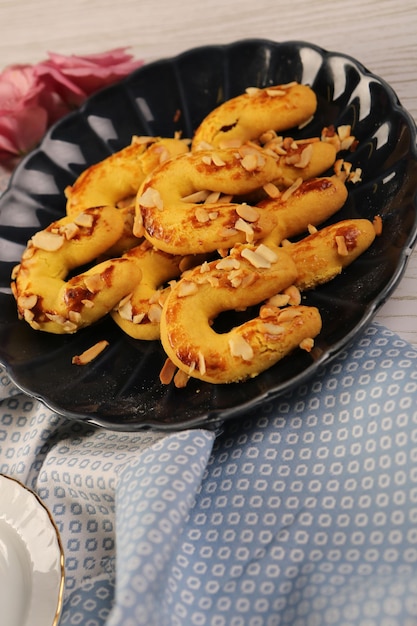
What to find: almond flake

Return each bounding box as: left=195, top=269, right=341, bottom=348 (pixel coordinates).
left=281, top=177, right=303, bottom=202
left=265, top=294, right=290, bottom=308
left=159, top=358, right=177, bottom=385
left=266, top=88, right=286, bottom=97
left=255, top=244, right=278, bottom=264
left=212, top=153, right=226, bottom=167
left=117, top=299, right=133, bottom=320
left=178, top=280, right=198, bottom=297
left=72, top=340, right=109, bottom=365
left=31, top=230, right=65, bottom=252
left=17, top=294, right=38, bottom=310
left=295, top=143, right=314, bottom=168
left=263, top=182, right=281, bottom=199
left=234, top=218, right=254, bottom=241
left=240, top=247, right=271, bottom=268
left=60, top=222, right=80, bottom=240
left=74, top=212, right=94, bottom=228
left=245, top=87, right=260, bottom=96
left=138, top=186, right=164, bottom=210
left=373, top=215, right=383, bottom=235
left=278, top=308, right=302, bottom=322
left=173, top=369, right=190, bottom=388
left=241, top=153, right=260, bottom=172
left=195, top=207, right=210, bottom=223
left=197, top=351, right=206, bottom=375
left=84, top=273, right=104, bottom=293
left=283, top=284, right=301, bottom=306
left=148, top=303, right=162, bottom=323
left=263, top=322, right=286, bottom=335
left=236, top=204, right=259, bottom=222
left=182, top=190, right=211, bottom=203
left=216, top=257, right=241, bottom=271
left=229, top=335, right=254, bottom=361
left=300, top=337, right=315, bottom=352
left=335, top=235, right=349, bottom=256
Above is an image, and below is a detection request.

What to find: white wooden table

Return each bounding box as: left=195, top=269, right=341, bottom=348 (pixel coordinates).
left=1, top=0, right=416, bottom=346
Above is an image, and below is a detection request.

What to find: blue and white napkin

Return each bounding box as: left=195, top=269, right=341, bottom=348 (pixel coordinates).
left=1, top=322, right=417, bottom=626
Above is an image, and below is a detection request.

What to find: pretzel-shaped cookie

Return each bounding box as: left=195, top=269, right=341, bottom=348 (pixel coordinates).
left=159, top=215, right=376, bottom=385
left=284, top=218, right=377, bottom=290
left=135, top=145, right=326, bottom=256
left=111, top=242, right=203, bottom=340
left=65, top=137, right=189, bottom=215
left=11, top=206, right=141, bottom=334
left=159, top=243, right=322, bottom=385
left=191, top=83, right=317, bottom=150
left=65, top=137, right=190, bottom=255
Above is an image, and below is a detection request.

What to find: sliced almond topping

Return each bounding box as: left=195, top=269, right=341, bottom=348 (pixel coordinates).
left=211, top=153, right=226, bottom=167
left=84, top=273, right=104, bottom=293
left=281, top=177, right=303, bottom=202
left=265, top=294, right=290, bottom=308
left=234, top=218, right=254, bottom=242
left=307, top=223, right=318, bottom=234
left=195, top=207, right=210, bottom=223
left=300, top=337, right=315, bottom=352
left=68, top=310, right=82, bottom=324
left=205, top=191, right=221, bottom=204
left=228, top=269, right=244, bottom=288
left=263, top=322, right=286, bottom=335
left=236, top=204, right=259, bottom=222
left=220, top=226, right=238, bottom=238
left=241, top=153, right=261, bottom=172
left=266, top=88, right=286, bottom=97
left=72, top=340, right=109, bottom=365
left=17, top=294, right=38, bottom=310
left=133, top=210, right=144, bottom=238
left=138, top=186, right=164, bottom=210
left=60, top=222, right=80, bottom=240
left=284, top=285, right=302, bottom=306
left=295, top=143, right=314, bottom=169
left=278, top=308, right=302, bottom=322
left=31, top=230, right=65, bottom=252
left=245, top=86, right=260, bottom=96
left=216, top=257, right=241, bottom=271
left=208, top=211, right=219, bottom=220
left=373, top=215, right=383, bottom=236
left=117, top=297, right=133, bottom=320
left=182, top=190, right=211, bottom=203
left=229, top=335, right=254, bottom=361
left=133, top=312, right=146, bottom=324
left=197, top=351, right=206, bottom=375
left=337, top=125, right=352, bottom=141
left=240, top=247, right=271, bottom=269
left=177, top=280, right=198, bottom=297
left=159, top=357, right=177, bottom=385
left=199, top=261, right=211, bottom=273
left=81, top=299, right=95, bottom=309
left=348, top=167, right=362, bottom=184
left=263, top=182, right=281, bottom=199
left=173, top=369, right=190, bottom=388
left=335, top=235, right=349, bottom=256
left=255, top=243, right=278, bottom=264
left=23, top=308, right=35, bottom=323
left=74, top=212, right=94, bottom=228
left=148, top=303, right=162, bottom=323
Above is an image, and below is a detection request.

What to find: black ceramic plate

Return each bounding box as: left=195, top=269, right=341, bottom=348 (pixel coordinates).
left=0, top=39, right=416, bottom=431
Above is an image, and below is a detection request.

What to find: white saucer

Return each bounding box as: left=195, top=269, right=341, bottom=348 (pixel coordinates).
left=0, top=474, right=64, bottom=626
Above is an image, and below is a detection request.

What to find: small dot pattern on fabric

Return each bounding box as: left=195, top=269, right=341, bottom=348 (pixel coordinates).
left=0, top=323, right=416, bottom=626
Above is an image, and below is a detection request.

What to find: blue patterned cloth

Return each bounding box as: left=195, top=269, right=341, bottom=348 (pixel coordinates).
left=1, top=322, right=417, bottom=625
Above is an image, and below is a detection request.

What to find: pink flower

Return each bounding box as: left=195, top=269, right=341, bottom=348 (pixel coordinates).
left=0, top=48, right=143, bottom=166
left=0, top=65, right=49, bottom=161
left=35, top=47, right=143, bottom=108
